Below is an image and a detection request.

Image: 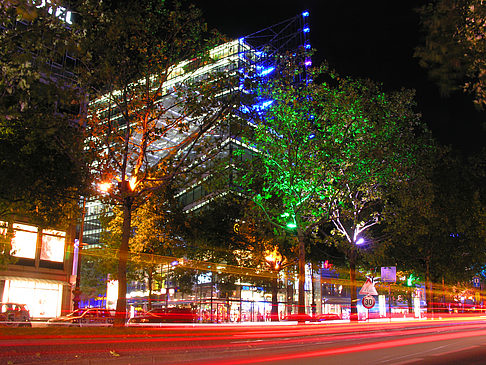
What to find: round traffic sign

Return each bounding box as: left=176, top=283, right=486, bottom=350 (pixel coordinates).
left=362, top=295, right=375, bottom=309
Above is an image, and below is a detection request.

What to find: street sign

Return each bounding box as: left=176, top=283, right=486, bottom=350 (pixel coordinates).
left=473, top=277, right=481, bottom=288
left=321, top=268, right=339, bottom=279
left=381, top=266, right=397, bottom=283
left=359, top=278, right=378, bottom=296
left=362, top=295, right=375, bottom=309
left=321, top=261, right=339, bottom=279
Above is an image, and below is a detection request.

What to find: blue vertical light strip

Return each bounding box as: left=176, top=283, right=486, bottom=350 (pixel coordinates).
left=238, top=38, right=246, bottom=93
left=302, top=11, right=311, bottom=83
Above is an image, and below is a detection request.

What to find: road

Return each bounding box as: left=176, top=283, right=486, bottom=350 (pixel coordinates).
left=3, top=317, right=486, bottom=364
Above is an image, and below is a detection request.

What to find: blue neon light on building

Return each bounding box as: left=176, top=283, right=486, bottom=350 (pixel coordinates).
left=257, top=66, right=275, bottom=77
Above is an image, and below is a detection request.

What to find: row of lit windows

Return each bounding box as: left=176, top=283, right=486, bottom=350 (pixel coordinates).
left=0, top=222, right=66, bottom=263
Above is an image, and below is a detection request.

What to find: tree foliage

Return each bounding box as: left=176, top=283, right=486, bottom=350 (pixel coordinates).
left=237, top=58, right=430, bottom=316
left=380, top=150, right=486, bottom=285
left=240, top=62, right=427, bottom=246
left=416, top=0, right=486, bottom=107
left=75, top=0, right=240, bottom=324
left=0, top=1, right=89, bottom=225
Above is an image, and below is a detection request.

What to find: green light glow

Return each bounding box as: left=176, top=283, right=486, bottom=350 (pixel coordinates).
left=406, top=273, right=417, bottom=286
left=286, top=222, right=297, bottom=229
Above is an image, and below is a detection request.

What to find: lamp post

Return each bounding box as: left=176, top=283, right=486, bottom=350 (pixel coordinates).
left=265, top=248, right=280, bottom=321
left=264, top=246, right=290, bottom=321
left=349, top=236, right=365, bottom=322
left=73, top=196, right=87, bottom=310
left=282, top=212, right=305, bottom=320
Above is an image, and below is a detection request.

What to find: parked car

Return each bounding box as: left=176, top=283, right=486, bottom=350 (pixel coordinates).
left=0, top=303, right=32, bottom=327
left=128, top=307, right=197, bottom=324
left=282, top=313, right=315, bottom=322
left=47, top=308, right=115, bottom=326
left=315, top=313, right=342, bottom=321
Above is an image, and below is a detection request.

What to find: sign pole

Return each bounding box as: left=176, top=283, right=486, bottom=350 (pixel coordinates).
left=381, top=267, right=397, bottom=322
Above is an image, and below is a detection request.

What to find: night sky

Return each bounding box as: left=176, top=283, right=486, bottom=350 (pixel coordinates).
left=199, top=0, right=485, bottom=155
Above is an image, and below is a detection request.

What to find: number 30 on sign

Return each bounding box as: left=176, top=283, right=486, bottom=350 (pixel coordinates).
left=362, top=295, right=375, bottom=309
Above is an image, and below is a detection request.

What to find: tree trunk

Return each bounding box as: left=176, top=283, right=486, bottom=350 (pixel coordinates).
left=408, top=289, right=413, bottom=314
left=311, top=266, right=316, bottom=317
left=271, top=276, right=279, bottom=321
left=349, top=249, right=358, bottom=321
left=286, top=269, right=293, bottom=316
left=147, top=267, right=153, bottom=310
left=297, top=233, right=306, bottom=319
left=425, top=256, right=433, bottom=315
left=114, top=196, right=132, bottom=327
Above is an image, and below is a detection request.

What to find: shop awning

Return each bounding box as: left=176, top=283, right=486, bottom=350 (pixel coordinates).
left=0, top=275, right=69, bottom=285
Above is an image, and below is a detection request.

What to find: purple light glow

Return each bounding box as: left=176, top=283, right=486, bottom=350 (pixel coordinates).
left=356, top=238, right=365, bottom=245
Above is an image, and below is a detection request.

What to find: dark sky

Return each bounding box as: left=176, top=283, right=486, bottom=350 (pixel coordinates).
left=199, top=0, right=485, bottom=154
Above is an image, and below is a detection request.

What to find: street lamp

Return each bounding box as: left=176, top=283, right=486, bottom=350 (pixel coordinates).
left=281, top=211, right=306, bottom=319
left=265, top=247, right=285, bottom=321
left=99, top=182, right=112, bottom=193
left=265, top=247, right=283, bottom=271
left=72, top=196, right=87, bottom=310
left=356, top=237, right=365, bottom=245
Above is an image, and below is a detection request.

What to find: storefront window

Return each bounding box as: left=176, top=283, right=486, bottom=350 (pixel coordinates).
left=40, top=229, right=66, bottom=262
left=2, top=280, right=62, bottom=318
left=11, top=224, right=38, bottom=259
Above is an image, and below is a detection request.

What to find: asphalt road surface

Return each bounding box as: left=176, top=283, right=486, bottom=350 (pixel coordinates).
left=3, top=317, right=486, bottom=364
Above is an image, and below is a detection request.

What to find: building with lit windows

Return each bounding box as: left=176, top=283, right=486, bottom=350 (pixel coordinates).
left=83, top=12, right=316, bottom=321
left=0, top=2, right=80, bottom=319
left=83, top=11, right=311, bottom=241
left=0, top=221, right=75, bottom=319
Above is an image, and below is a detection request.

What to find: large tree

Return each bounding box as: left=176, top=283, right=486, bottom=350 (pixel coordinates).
left=416, top=0, right=486, bottom=108
left=95, top=184, right=186, bottom=309
left=379, top=149, right=486, bottom=312
left=0, top=1, right=89, bottom=226
left=314, top=75, right=431, bottom=320
left=76, top=0, right=240, bottom=325
left=238, top=60, right=429, bottom=320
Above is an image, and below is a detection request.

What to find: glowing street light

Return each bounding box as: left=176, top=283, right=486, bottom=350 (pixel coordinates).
left=99, top=182, right=112, bottom=193
left=265, top=246, right=285, bottom=322
left=356, top=237, right=365, bottom=245
left=128, top=176, right=138, bottom=191
left=281, top=212, right=297, bottom=230
left=286, top=221, right=297, bottom=229
left=265, top=247, right=283, bottom=271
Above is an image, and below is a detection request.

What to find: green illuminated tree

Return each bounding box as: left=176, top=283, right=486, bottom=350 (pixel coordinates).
left=76, top=0, right=239, bottom=325
left=416, top=0, right=486, bottom=108
left=238, top=61, right=332, bottom=317
left=239, top=60, right=429, bottom=319
left=316, top=76, right=429, bottom=320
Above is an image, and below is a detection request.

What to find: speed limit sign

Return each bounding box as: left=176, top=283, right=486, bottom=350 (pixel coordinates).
left=362, top=295, right=375, bottom=309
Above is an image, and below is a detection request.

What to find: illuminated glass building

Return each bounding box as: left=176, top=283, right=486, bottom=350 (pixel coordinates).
left=83, top=12, right=314, bottom=320
left=83, top=12, right=311, bottom=242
